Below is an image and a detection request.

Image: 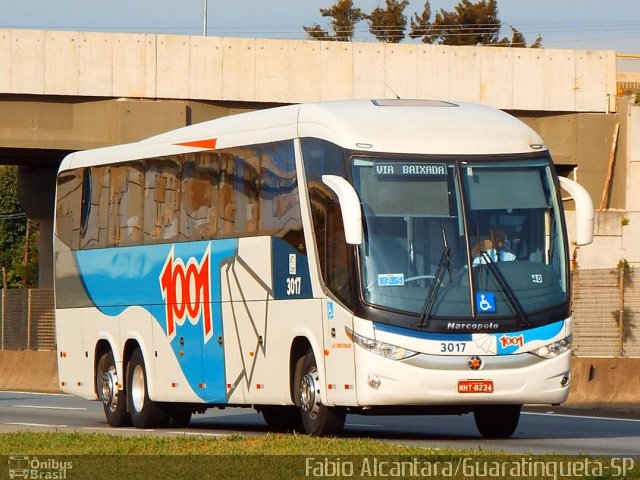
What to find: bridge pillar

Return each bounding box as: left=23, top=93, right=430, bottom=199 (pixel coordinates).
left=18, top=165, right=58, bottom=288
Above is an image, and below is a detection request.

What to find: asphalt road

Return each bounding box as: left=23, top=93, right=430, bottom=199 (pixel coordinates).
left=1, top=391, right=639, bottom=456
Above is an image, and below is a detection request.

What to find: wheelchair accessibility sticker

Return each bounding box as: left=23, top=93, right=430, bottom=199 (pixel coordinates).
left=476, top=292, right=496, bottom=313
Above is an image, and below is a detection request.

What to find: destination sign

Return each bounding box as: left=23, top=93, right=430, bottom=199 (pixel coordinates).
left=374, top=163, right=447, bottom=177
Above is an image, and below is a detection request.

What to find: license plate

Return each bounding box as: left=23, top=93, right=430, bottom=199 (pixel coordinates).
left=458, top=380, right=494, bottom=393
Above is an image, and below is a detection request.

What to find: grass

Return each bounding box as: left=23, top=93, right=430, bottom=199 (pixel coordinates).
left=0, top=431, right=464, bottom=455
left=0, top=432, right=480, bottom=479
left=1, top=432, right=637, bottom=480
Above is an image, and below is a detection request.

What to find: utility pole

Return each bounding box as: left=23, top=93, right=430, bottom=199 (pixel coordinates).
left=203, top=0, right=208, bottom=36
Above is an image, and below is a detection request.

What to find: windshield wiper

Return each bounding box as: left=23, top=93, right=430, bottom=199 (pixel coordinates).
left=477, top=252, right=530, bottom=328
left=416, top=223, right=452, bottom=329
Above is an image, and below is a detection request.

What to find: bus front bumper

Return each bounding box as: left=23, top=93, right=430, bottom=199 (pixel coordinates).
left=354, top=348, right=571, bottom=407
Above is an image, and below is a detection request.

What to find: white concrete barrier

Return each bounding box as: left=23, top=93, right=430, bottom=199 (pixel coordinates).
left=0, top=28, right=618, bottom=113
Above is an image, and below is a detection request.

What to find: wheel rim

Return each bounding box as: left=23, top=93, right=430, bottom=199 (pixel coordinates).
left=300, top=369, right=320, bottom=418
left=101, top=366, right=118, bottom=413
left=131, top=364, right=146, bottom=413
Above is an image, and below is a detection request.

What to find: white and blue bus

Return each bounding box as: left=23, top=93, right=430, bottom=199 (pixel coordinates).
left=54, top=99, right=594, bottom=437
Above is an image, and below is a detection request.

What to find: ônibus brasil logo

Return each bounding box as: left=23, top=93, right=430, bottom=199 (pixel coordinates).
left=160, top=244, right=213, bottom=344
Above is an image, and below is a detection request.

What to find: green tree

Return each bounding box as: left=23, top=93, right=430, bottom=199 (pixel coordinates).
left=408, top=1, right=438, bottom=44
left=433, top=0, right=501, bottom=46
left=495, top=26, right=542, bottom=48
left=0, top=166, right=38, bottom=288
left=303, top=0, right=365, bottom=41
left=409, top=0, right=542, bottom=48
left=367, top=0, right=409, bottom=43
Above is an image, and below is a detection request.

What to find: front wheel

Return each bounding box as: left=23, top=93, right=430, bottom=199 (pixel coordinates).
left=127, top=348, right=168, bottom=429
left=96, top=351, right=131, bottom=427
left=294, top=349, right=345, bottom=436
left=474, top=404, right=521, bottom=438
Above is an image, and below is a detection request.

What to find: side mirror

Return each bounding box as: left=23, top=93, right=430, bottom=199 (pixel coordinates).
left=558, top=176, right=594, bottom=246
left=321, top=175, right=363, bottom=245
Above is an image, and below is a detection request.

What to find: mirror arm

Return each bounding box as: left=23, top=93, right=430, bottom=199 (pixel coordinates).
left=558, top=176, right=594, bottom=246
left=321, top=175, right=363, bottom=245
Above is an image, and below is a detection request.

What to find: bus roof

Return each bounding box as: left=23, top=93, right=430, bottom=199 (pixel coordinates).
left=59, top=99, right=546, bottom=171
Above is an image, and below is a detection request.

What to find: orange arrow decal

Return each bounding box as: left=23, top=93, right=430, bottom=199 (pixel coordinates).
left=176, top=138, right=217, bottom=150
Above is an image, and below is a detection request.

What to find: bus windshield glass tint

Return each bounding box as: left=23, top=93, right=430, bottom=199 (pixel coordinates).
left=351, top=157, right=568, bottom=324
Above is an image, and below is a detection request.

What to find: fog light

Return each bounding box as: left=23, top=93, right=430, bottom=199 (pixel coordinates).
left=368, top=375, right=381, bottom=389
left=561, top=375, right=569, bottom=387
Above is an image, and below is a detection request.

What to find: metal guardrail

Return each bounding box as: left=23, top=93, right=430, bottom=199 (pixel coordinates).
left=617, top=54, right=640, bottom=95
left=1, top=274, right=638, bottom=356
left=572, top=267, right=639, bottom=357
left=617, top=54, right=640, bottom=73
left=0, top=289, right=55, bottom=350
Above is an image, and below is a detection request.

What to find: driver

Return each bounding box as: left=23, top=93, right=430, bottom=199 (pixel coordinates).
left=473, top=228, right=516, bottom=264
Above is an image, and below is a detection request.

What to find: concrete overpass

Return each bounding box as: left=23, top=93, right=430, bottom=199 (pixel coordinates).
left=0, top=28, right=638, bottom=286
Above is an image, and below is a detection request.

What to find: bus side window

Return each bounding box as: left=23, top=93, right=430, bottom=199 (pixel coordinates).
left=218, top=153, right=236, bottom=237
left=180, top=153, right=219, bottom=241
left=144, top=157, right=180, bottom=244
left=232, top=147, right=261, bottom=236
left=301, top=138, right=352, bottom=305
left=260, top=141, right=303, bottom=247
left=80, top=166, right=110, bottom=249
left=108, top=162, right=144, bottom=247
left=55, top=169, right=84, bottom=249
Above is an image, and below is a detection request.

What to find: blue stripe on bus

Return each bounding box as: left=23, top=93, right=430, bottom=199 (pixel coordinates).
left=75, top=239, right=238, bottom=403
left=493, top=320, right=564, bottom=355
left=271, top=239, right=313, bottom=300
left=374, top=319, right=565, bottom=355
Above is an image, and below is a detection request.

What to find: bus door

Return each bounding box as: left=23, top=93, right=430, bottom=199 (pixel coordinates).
left=322, top=299, right=358, bottom=406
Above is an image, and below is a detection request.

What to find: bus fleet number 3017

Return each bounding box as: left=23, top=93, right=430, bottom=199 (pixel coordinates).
left=440, top=342, right=467, bottom=353
left=286, top=276, right=302, bottom=296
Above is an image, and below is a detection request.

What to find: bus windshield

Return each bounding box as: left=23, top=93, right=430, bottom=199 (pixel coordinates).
left=351, top=156, right=567, bottom=325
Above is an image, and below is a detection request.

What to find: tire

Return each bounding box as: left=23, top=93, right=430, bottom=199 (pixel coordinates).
left=96, top=351, right=131, bottom=427
left=260, top=405, right=302, bottom=432
left=474, top=404, right=521, bottom=438
left=127, top=348, right=169, bottom=428
left=168, top=408, right=193, bottom=428
left=294, top=349, right=345, bottom=436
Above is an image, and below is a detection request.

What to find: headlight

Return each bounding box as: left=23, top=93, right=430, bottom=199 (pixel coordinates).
left=345, top=327, right=417, bottom=360
left=529, top=335, right=572, bottom=358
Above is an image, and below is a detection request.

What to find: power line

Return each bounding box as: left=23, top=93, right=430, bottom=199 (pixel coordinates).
left=0, top=213, right=27, bottom=221
left=1, top=20, right=639, bottom=45
left=2, top=20, right=640, bottom=33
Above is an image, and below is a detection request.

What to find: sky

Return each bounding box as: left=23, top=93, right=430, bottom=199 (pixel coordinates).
left=1, top=0, right=639, bottom=54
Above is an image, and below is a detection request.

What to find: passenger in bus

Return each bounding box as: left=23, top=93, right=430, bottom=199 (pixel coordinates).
left=473, top=228, right=516, bottom=264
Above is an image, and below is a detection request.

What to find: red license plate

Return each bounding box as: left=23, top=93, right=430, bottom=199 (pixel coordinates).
left=458, top=380, right=494, bottom=393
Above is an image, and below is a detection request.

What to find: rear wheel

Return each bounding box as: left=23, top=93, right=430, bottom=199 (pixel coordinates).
left=96, top=351, right=131, bottom=427
left=260, top=405, right=302, bottom=432
left=294, top=349, right=345, bottom=436
left=127, top=348, right=168, bottom=428
left=474, top=404, right=521, bottom=438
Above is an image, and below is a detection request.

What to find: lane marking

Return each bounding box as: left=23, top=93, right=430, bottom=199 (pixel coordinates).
left=80, top=427, right=150, bottom=432
left=5, top=422, right=68, bottom=428
left=524, top=412, right=640, bottom=423
left=179, top=432, right=230, bottom=437
left=0, top=391, right=71, bottom=397
left=13, top=405, right=87, bottom=411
